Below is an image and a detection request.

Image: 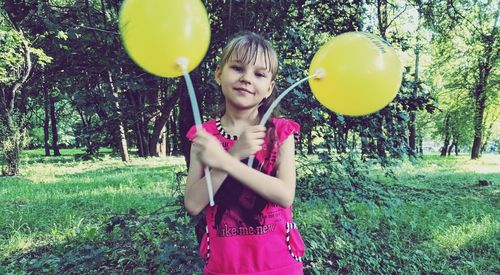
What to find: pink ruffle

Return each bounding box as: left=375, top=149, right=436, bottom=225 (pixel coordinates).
left=186, top=124, right=198, bottom=142
left=186, top=118, right=300, bottom=145
left=185, top=121, right=219, bottom=142
left=273, top=118, right=300, bottom=144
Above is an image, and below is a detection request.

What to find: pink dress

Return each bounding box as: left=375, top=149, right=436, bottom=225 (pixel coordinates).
left=186, top=117, right=305, bottom=275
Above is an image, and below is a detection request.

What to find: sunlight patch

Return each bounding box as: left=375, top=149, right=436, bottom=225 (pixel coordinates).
left=461, top=155, right=500, bottom=174
left=433, top=215, right=498, bottom=251
left=6, top=231, right=35, bottom=253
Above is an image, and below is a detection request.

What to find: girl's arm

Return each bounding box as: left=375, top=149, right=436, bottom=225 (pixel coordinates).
left=184, top=145, right=230, bottom=216
left=195, top=129, right=297, bottom=208
left=221, top=134, right=296, bottom=208
left=184, top=125, right=268, bottom=215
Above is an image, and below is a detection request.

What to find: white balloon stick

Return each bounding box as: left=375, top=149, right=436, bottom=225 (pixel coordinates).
left=247, top=73, right=320, bottom=168
left=178, top=58, right=215, bottom=207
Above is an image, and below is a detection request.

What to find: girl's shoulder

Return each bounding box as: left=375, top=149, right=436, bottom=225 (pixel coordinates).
left=271, top=117, right=301, bottom=144
left=185, top=119, right=218, bottom=141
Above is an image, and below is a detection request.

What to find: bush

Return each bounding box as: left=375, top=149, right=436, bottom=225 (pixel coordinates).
left=0, top=198, right=204, bottom=274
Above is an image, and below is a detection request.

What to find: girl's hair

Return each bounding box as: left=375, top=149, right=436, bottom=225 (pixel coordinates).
left=213, top=32, right=280, bottom=227
left=217, top=31, right=280, bottom=171
left=218, top=31, right=279, bottom=81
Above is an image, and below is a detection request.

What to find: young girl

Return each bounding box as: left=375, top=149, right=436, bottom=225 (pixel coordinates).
left=184, top=32, right=305, bottom=275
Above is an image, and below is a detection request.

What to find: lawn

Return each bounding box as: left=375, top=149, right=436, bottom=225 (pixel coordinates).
left=0, top=150, right=498, bottom=274
left=1, top=149, right=185, bottom=259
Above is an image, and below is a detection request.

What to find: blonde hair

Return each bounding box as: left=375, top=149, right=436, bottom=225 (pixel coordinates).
left=219, top=32, right=279, bottom=81
left=217, top=32, right=281, bottom=173
left=212, top=33, right=282, bottom=221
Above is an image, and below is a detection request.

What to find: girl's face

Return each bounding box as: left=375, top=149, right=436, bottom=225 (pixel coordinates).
left=215, top=48, right=275, bottom=111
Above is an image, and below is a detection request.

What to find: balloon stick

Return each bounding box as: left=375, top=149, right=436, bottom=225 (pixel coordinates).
left=247, top=73, right=321, bottom=168
left=178, top=58, right=215, bottom=207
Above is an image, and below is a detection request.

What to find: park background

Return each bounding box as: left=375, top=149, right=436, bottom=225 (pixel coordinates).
left=0, top=0, right=498, bottom=274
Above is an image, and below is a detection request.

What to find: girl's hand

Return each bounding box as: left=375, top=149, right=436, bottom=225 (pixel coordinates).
left=193, top=129, right=232, bottom=169
left=229, top=125, right=266, bottom=160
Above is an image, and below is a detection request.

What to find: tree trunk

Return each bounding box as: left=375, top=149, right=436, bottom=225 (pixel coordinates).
left=408, top=112, right=416, bottom=155
left=159, top=126, right=167, bottom=157
left=440, top=142, right=449, bottom=156
left=171, top=106, right=179, bottom=154
left=43, top=89, right=51, bottom=156
left=330, top=114, right=348, bottom=154
left=0, top=115, right=21, bottom=176
left=408, top=44, right=420, bottom=156
left=376, top=136, right=386, bottom=158
left=135, top=119, right=149, bottom=158
left=117, top=119, right=130, bottom=161
left=360, top=136, right=369, bottom=159
left=166, top=111, right=172, bottom=155
left=125, top=90, right=149, bottom=158
left=307, top=128, right=313, bottom=154
left=441, top=114, right=451, bottom=156
left=447, top=140, right=456, bottom=156
left=471, top=61, right=490, bottom=159
left=480, top=108, right=498, bottom=154
left=0, top=33, right=32, bottom=176
left=49, top=97, right=61, bottom=156
left=418, top=134, right=423, bottom=154
left=471, top=112, right=484, bottom=159
left=107, top=71, right=129, bottom=162
left=376, top=0, right=388, bottom=39
left=135, top=122, right=144, bottom=157
left=148, top=89, right=179, bottom=157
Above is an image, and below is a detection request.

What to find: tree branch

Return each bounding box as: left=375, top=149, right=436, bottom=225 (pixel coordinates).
left=448, top=0, right=483, bottom=36
left=10, top=33, right=32, bottom=112
left=386, top=4, right=408, bottom=30
left=74, top=24, right=119, bottom=35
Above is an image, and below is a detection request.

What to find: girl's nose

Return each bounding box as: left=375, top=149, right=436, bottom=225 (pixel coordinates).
left=240, top=78, right=250, bottom=85
left=239, top=71, right=252, bottom=84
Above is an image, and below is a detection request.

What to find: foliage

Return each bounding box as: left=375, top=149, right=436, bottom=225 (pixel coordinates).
left=0, top=0, right=497, bottom=178
left=1, top=201, right=203, bottom=274
left=0, top=29, right=51, bottom=84
left=0, top=4, right=52, bottom=175
left=418, top=0, right=499, bottom=158
left=295, top=153, right=499, bottom=273
left=3, top=0, right=442, bottom=172
left=1, top=151, right=498, bottom=274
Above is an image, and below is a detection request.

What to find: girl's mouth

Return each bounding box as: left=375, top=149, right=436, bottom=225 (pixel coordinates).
left=234, top=87, right=254, bottom=95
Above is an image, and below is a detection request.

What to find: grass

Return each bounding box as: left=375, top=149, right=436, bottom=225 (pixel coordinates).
left=0, top=149, right=186, bottom=260
left=0, top=150, right=499, bottom=273
left=370, top=154, right=499, bottom=273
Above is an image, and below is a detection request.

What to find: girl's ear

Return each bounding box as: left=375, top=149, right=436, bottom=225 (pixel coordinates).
left=266, top=80, right=275, bottom=97
left=215, top=66, right=222, bottom=85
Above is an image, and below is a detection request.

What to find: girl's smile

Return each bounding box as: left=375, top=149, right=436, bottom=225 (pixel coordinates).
left=234, top=87, right=255, bottom=95
left=216, top=51, right=275, bottom=110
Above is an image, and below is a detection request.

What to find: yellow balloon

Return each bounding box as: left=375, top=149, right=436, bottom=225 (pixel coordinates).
left=308, top=32, right=402, bottom=116
left=119, top=0, right=210, bottom=77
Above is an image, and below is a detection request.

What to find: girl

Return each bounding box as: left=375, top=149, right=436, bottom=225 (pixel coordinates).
left=184, top=32, right=305, bottom=275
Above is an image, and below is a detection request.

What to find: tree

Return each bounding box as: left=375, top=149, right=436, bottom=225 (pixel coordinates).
left=420, top=0, right=499, bottom=159
left=0, top=2, right=51, bottom=175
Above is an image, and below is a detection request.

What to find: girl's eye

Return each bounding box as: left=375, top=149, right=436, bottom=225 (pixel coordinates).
left=255, top=72, right=266, bottom=78
left=230, top=65, right=243, bottom=72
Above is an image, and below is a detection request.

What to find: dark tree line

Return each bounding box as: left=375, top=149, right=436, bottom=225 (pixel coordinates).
left=1, top=0, right=497, bottom=176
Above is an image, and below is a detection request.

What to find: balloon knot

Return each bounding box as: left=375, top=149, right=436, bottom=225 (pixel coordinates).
left=313, top=68, right=326, bottom=79
left=176, top=57, right=189, bottom=71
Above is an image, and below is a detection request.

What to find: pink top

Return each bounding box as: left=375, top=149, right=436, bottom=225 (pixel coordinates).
left=186, top=117, right=305, bottom=275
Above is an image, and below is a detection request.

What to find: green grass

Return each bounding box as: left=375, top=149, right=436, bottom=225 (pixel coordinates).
left=362, top=154, right=499, bottom=273
left=0, top=149, right=186, bottom=260
left=0, top=150, right=498, bottom=273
